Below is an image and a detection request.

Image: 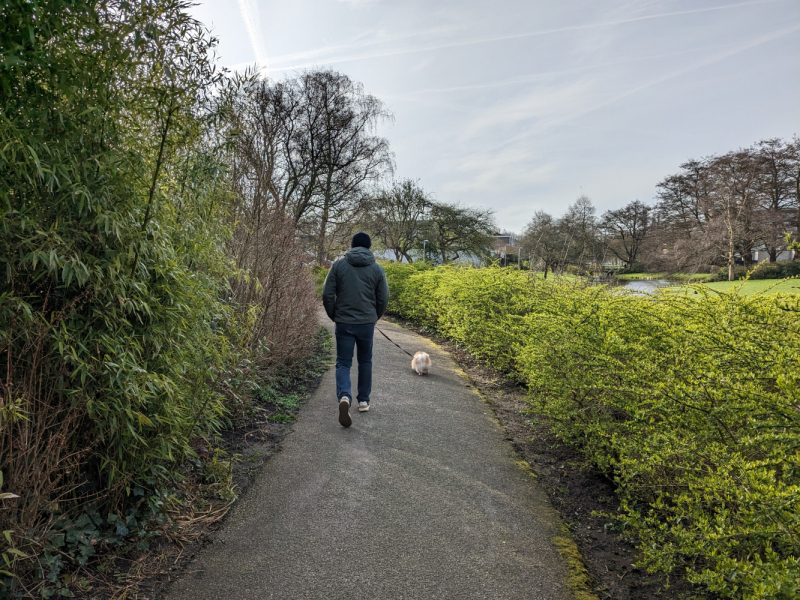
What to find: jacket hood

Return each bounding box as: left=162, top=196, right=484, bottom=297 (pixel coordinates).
left=345, top=246, right=376, bottom=267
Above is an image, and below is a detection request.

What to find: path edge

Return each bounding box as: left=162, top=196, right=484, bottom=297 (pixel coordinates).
left=387, top=317, right=599, bottom=600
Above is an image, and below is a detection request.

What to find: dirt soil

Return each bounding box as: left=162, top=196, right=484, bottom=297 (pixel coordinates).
left=385, top=316, right=711, bottom=600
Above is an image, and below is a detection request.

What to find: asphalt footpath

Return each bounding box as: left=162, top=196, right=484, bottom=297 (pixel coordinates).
left=165, top=316, right=569, bottom=600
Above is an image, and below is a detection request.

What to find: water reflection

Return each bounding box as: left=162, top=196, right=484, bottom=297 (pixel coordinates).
left=619, top=279, right=674, bottom=294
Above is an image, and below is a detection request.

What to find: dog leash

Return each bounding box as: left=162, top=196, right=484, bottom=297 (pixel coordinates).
left=375, top=326, right=415, bottom=358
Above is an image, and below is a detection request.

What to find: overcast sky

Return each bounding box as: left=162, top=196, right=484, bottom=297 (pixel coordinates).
left=189, top=0, right=800, bottom=232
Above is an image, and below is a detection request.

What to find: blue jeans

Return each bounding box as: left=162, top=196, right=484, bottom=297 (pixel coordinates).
left=334, top=323, right=374, bottom=404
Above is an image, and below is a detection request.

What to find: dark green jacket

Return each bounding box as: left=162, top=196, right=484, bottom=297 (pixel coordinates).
left=322, top=247, right=389, bottom=324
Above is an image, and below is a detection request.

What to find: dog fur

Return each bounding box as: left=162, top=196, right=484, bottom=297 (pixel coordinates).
left=411, top=351, right=431, bottom=375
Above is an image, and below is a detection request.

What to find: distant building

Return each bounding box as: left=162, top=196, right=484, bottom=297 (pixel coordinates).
left=492, top=233, right=516, bottom=254
left=493, top=233, right=516, bottom=248
left=492, top=233, right=519, bottom=265
left=751, top=246, right=796, bottom=262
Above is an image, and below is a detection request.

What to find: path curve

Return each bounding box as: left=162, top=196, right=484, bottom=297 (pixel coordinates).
left=165, top=317, right=569, bottom=599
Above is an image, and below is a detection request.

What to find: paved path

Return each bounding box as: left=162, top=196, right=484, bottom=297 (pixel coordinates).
left=166, top=318, right=569, bottom=599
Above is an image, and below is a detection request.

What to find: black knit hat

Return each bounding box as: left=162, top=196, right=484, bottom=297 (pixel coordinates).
left=351, top=232, right=371, bottom=249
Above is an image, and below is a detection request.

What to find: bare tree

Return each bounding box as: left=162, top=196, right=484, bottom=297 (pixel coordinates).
left=222, top=69, right=393, bottom=262
left=218, top=77, right=320, bottom=371
left=610, top=138, right=800, bottom=274
left=792, top=137, right=800, bottom=243
left=519, top=211, right=565, bottom=278
left=753, top=139, right=797, bottom=262
left=559, top=195, right=601, bottom=268
left=706, top=150, right=761, bottom=280
left=370, top=179, right=433, bottom=262
left=655, top=159, right=713, bottom=237
left=298, top=70, right=394, bottom=262
left=600, top=201, right=651, bottom=268
left=423, top=203, right=495, bottom=264
left=654, top=159, right=716, bottom=270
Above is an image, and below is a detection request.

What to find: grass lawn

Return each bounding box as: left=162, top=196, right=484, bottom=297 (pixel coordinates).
left=670, top=278, right=800, bottom=295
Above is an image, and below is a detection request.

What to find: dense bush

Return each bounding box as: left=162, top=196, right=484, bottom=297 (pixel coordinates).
left=386, top=264, right=800, bottom=599
left=227, top=207, right=319, bottom=385
left=0, top=1, right=319, bottom=594
left=624, top=262, right=647, bottom=274
left=0, top=0, right=232, bottom=584
left=710, top=261, right=800, bottom=281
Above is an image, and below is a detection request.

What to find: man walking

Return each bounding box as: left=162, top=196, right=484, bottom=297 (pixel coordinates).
left=322, top=232, right=389, bottom=427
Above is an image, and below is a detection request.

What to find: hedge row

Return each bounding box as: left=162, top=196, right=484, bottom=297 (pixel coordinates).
left=384, top=263, right=800, bottom=599
left=710, top=261, right=800, bottom=282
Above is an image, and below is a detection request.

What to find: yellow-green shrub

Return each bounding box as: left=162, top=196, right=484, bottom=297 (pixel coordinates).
left=386, top=264, right=800, bottom=599
left=310, top=265, right=330, bottom=297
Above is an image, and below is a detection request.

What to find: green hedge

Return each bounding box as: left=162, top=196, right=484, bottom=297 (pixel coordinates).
left=310, top=264, right=330, bottom=297
left=385, top=264, right=800, bottom=599
left=711, top=261, right=800, bottom=282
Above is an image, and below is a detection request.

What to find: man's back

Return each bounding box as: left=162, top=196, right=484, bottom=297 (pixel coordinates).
left=322, top=246, right=389, bottom=324
left=322, top=233, right=389, bottom=427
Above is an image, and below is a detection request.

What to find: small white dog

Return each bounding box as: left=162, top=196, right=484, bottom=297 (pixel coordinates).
left=411, top=351, right=431, bottom=375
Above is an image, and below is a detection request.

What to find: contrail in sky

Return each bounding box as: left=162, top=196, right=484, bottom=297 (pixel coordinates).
left=470, top=23, right=800, bottom=152
left=237, top=0, right=268, bottom=67
left=255, top=0, right=782, bottom=73
left=581, top=23, right=800, bottom=119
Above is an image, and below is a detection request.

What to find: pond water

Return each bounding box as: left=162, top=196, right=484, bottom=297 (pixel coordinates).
left=618, top=279, right=676, bottom=293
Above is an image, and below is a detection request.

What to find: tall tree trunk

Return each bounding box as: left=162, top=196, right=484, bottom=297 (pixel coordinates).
left=316, top=172, right=333, bottom=264
left=796, top=175, right=800, bottom=261
left=316, top=202, right=329, bottom=264
left=728, top=236, right=735, bottom=281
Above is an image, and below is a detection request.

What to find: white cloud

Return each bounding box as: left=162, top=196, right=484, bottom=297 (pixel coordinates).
left=443, top=151, right=558, bottom=197
left=459, top=80, right=597, bottom=140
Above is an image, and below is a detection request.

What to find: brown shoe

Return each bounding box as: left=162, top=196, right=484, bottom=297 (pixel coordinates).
left=338, top=397, right=352, bottom=427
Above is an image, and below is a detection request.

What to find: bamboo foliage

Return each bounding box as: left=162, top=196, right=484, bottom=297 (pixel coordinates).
left=0, top=0, right=231, bottom=576
left=0, top=1, right=323, bottom=592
